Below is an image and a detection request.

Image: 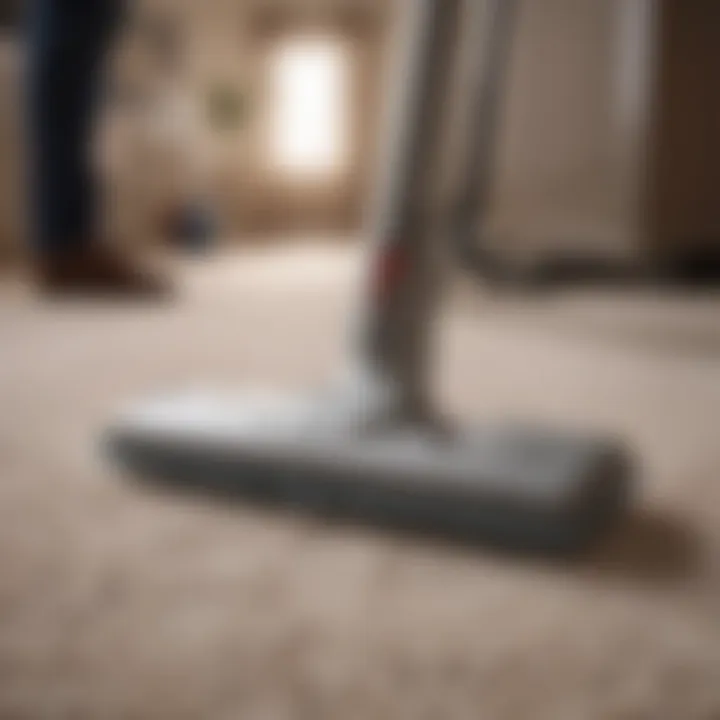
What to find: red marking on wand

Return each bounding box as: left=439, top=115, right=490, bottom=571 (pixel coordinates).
left=373, top=245, right=411, bottom=303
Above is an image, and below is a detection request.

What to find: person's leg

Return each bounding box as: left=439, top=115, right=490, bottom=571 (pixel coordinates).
left=28, top=0, right=123, bottom=255
left=27, top=0, right=169, bottom=296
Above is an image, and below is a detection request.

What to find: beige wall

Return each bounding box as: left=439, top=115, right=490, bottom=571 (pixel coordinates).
left=483, top=0, right=648, bottom=263
left=103, top=0, right=391, bottom=243
left=0, top=0, right=662, bottom=261
left=102, top=0, right=661, bottom=254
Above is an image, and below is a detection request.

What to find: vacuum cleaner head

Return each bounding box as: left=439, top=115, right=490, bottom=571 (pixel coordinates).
left=105, top=391, right=632, bottom=554
left=103, top=0, right=634, bottom=557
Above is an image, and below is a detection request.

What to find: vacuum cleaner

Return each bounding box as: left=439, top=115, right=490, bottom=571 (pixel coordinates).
left=105, top=0, right=633, bottom=553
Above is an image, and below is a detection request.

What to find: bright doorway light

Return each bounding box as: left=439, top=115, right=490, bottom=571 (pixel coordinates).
left=267, top=37, right=351, bottom=180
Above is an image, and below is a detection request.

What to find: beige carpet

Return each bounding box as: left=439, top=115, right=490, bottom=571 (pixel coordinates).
left=1, top=245, right=719, bottom=719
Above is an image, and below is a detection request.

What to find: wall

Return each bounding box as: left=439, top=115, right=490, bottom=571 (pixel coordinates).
left=102, top=0, right=391, bottom=244
left=2, top=0, right=716, bottom=263
left=650, top=0, right=720, bottom=259
left=481, top=0, right=646, bottom=264
left=0, top=0, right=654, bottom=260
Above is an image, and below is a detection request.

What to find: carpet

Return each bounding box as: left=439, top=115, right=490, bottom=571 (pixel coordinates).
left=0, top=245, right=718, bottom=719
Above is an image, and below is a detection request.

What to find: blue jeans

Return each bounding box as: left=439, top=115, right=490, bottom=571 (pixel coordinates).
left=28, top=0, right=124, bottom=254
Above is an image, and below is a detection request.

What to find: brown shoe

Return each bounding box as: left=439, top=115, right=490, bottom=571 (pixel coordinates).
left=36, top=245, right=172, bottom=300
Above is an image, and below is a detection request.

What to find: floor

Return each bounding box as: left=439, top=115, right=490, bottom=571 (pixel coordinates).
left=1, top=245, right=719, bottom=719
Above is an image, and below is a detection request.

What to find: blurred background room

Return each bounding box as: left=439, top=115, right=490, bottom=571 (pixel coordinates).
left=0, top=0, right=719, bottom=717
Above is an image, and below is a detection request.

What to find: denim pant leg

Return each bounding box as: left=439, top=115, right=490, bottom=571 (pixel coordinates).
left=27, top=0, right=124, bottom=254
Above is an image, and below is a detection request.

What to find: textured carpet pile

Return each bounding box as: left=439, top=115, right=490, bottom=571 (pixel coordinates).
left=0, top=246, right=719, bottom=719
